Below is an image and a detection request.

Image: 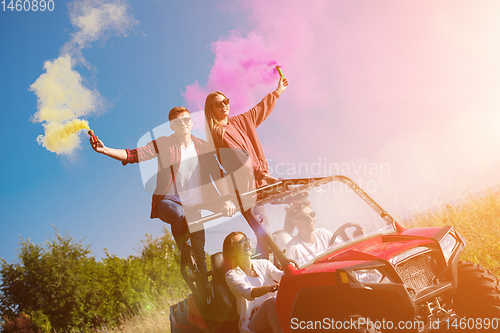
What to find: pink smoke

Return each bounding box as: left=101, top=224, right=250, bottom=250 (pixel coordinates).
left=182, top=30, right=282, bottom=113
left=183, top=0, right=500, bottom=212
left=182, top=0, right=337, bottom=116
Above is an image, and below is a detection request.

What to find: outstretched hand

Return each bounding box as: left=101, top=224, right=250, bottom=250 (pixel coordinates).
left=90, top=135, right=106, bottom=154
left=88, top=135, right=127, bottom=161
left=275, top=76, right=289, bottom=96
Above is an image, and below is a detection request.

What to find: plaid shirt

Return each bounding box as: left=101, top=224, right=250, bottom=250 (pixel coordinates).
left=123, top=135, right=224, bottom=219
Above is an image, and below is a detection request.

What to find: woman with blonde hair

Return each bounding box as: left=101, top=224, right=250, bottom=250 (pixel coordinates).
left=204, top=77, right=289, bottom=198
left=223, top=231, right=283, bottom=333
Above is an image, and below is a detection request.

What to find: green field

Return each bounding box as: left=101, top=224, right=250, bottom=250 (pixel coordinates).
left=406, top=187, right=500, bottom=277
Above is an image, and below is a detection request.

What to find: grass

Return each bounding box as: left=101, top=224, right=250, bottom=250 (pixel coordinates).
left=106, top=287, right=190, bottom=333
left=405, top=186, right=500, bottom=276
left=63, top=286, right=190, bottom=333
left=105, top=297, right=174, bottom=333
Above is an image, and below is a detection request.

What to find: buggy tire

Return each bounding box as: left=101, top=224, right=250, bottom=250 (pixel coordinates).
left=453, top=261, right=500, bottom=327
left=169, top=299, right=202, bottom=333
left=170, top=321, right=202, bottom=333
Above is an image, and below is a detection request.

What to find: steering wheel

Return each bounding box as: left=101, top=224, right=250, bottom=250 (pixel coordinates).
left=329, top=223, right=366, bottom=246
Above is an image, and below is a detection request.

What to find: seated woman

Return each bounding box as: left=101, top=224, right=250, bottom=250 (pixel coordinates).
left=223, top=231, right=284, bottom=333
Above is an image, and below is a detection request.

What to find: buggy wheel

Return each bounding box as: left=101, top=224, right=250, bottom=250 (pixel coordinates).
left=169, top=299, right=203, bottom=333
left=452, top=261, right=500, bottom=331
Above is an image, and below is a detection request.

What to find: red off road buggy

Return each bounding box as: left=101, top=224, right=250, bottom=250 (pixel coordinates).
left=170, top=176, right=500, bottom=332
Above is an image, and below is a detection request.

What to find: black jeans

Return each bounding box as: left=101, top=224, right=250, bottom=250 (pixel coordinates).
left=154, top=196, right=207, bottom=278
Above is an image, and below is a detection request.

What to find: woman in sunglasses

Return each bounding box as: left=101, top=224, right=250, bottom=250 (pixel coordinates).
left=223, top=231, right=284, bottom=333
left=204, top=76, right=289, bottom=197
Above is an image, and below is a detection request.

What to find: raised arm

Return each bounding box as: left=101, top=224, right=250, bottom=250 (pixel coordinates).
left=243, top=76, right=290, bottom=127
left=273, top=76, right=289, bottom=97
left=90, top=136, right=127, bottom=162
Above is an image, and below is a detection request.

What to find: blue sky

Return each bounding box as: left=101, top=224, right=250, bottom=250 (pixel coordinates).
left=0, top=0, right=240, bottom=263
left=2, top=0, right=500, bottom=265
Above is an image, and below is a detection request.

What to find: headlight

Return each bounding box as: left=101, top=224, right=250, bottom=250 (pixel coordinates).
left=440, top=233, right=457, bottom=262
left=354, top=269, right=384, bottom=283
left=389, top=246, right=429, bottom=265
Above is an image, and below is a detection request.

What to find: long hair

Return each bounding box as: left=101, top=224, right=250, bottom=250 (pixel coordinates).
left=222, top=231, right=246, bottom=270
left=204, top=91, right=227, bottom=146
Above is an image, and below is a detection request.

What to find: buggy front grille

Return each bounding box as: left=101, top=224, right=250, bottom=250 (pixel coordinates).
left=395, top=252, right=437, bottom=293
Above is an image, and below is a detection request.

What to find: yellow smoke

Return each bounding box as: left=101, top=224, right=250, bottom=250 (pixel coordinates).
left=29, top=0, right=138, bottom=156
left=37, top=119, right=90, bottom=155
left=30, top=55, right=102, bottom=155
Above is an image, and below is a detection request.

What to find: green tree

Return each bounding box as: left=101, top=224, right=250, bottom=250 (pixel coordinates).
left=0, top=230, right=101, bottom=330
left=137, top=230, right=183, bottom=292
left=0, top=226, right=185, bottom=331
left=1, top=310, right=52, bottom=333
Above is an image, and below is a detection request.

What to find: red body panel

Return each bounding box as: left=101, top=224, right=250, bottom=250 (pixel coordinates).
left=275, top=227, right=442, bottom=332
left=400, top=227, right=444, bottom=238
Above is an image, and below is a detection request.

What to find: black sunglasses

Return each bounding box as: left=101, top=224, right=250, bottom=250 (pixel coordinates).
left=237, top=235, right=250, bottom=246
left=213, top=98, right=229, bottom=108
left=297, top=211, right=316, bottom=222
